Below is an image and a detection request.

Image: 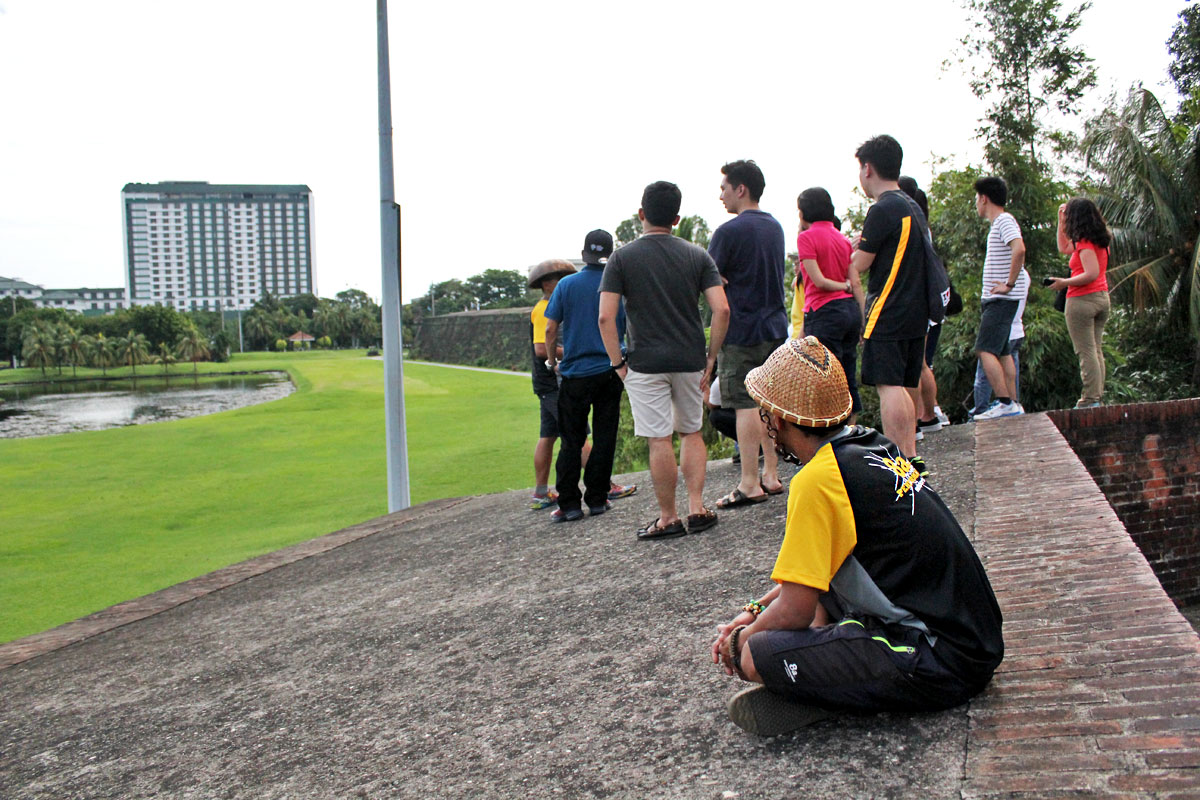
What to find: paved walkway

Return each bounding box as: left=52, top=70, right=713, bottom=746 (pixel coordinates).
left=1, top=416, right=1197, bottom=798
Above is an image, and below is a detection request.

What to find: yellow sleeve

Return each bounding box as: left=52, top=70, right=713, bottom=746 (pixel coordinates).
left=531, top=300, right=548, bottom=345
left=771, top=443, right=857, bottom=590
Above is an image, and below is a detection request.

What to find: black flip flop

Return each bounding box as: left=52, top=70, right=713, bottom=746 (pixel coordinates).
left=716, top=488, right=770, bottom=509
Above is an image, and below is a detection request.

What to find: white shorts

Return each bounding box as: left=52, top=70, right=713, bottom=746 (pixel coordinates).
left=623, top=368, right=704, bottom=439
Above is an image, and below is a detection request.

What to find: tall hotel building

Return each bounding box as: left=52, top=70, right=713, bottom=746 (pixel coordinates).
left=121, top=182, right=314, bottom=311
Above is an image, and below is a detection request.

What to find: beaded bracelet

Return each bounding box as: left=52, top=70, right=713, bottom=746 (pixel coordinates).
left=742, top=600, right=765, bottom=617
left=729, top=625, right=748, bottom=673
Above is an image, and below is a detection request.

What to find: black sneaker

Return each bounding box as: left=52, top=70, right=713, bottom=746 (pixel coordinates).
left=727, top=686, right=832, bottom=736
left=909, top=455, right=930, bottom=478
left=550, top=508, right=584, bottom=523
left=917, top=417, right=943, bottom=433
left=588, top=501, right=612, bottom=516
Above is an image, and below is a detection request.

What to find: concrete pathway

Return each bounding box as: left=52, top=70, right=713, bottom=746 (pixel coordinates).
left=0, top=427, right=978, bottom=799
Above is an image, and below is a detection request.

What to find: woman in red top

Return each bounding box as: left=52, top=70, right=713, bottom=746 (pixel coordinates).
left=1048, top=198, right=1111, bottom=407
left=795, top=187, right=863, bottom=416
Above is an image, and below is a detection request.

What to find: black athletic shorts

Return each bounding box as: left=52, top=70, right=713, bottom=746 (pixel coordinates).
left=860, top=336, right=924, bottom=388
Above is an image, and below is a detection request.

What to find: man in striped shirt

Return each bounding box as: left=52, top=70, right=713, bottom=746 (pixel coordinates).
left=972, top=176, right=1029, bottom=420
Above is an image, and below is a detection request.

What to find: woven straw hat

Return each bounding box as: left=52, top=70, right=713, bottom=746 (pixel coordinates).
left=745, top=336, right=852, bottom=427
left=527, top=259, right=578, bottom=289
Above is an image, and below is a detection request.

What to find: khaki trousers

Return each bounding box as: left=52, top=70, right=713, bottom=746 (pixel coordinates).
left=1064, top=290, right=1110, bottom=405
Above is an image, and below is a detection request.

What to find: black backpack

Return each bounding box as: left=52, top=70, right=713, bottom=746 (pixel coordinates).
left=901, top=194, right=952, bottom=324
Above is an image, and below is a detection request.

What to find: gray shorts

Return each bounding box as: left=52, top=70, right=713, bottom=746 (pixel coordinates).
left=622, top=368, right=704, bottom=438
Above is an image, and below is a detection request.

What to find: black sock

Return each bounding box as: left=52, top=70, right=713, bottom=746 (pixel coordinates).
left=997, top=396, right=1012, bottom=405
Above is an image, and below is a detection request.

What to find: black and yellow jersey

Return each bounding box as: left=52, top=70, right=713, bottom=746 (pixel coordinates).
left=858, top=190, right=931, bottom=341
left=773, top=426, right=1004, bottom=682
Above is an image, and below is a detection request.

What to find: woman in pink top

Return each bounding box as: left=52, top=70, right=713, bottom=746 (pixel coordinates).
left=796, top=187, right=863, bottom=415
left=1048, top=197, right=1111, bottom=407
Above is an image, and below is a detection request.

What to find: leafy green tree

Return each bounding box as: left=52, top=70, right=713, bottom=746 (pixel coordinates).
left=175, top=325, right=210, bottom=375
left=116, top=330, right=150, bottom=376
left=0, top=295, right=35, bottom=365
left=1081, top=86, right=1200, bottom=383
left=21, top=324, right=55, bottom=377
left=1169, top=3, right=1200, bottom=97
left=955, top=0, right=1096, bottom=165
left=209, top=328, right=233, bottom=363
left=121, top=304, right=190, bottom=350
left=465, top=268, right=528, bottom=309
left=281, top=292, right=320, bottom=319
left=615, top=212, right=712, bottom=248
left=61, top=326, right=90, bottom=378
left=335, top=288, right=373, bottom=310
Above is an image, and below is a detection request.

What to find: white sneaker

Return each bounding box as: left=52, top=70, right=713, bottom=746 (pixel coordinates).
left=975, top=401, right=1020, bottom=420
left=934, top=405, right=950, bottom=426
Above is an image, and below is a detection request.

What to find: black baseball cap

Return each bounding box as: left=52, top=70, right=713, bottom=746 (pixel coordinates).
left=582, top=229, right=614, bottom=265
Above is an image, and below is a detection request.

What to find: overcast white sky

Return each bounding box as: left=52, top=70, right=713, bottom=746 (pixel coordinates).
left=0, top=1, right=1185, bottom=304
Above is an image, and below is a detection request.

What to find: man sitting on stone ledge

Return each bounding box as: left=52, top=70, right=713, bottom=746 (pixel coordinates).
left=711, top=336, right=1004, bottom=736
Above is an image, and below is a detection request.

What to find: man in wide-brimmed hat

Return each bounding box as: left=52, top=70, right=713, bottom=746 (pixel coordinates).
left=711, top=336, right=1004, bottom=736
left=527, top=258, right=578, bottom=511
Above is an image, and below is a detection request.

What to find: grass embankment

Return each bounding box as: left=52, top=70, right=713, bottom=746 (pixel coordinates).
left=0, top=351, right=535, bottom=642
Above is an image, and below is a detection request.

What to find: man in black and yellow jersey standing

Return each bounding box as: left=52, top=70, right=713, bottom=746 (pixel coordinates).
left=848, top=135, right=933, bottom=476
left=711, top=337, right=1004, bottom=736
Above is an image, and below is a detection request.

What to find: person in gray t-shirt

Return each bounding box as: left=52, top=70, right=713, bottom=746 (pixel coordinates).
left=599, top=180, right=730, bottom=541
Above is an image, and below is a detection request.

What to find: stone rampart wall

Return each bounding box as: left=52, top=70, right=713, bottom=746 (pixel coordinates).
left=411, top=307, right=532, bottom=372
left=1049, top=398, right=1200, bottom=607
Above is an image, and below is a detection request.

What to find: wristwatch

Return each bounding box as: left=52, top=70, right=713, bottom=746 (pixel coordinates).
left=611, top=356, right=627, bottom=369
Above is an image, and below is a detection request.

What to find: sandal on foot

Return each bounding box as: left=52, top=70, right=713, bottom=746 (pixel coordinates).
left=715, top=488, right=770, bottom=509
left=760, top=481, right=785, bottom=496
left=686, top=508, right=718, bottom=532
left=636, top=517, right=686, bottom=540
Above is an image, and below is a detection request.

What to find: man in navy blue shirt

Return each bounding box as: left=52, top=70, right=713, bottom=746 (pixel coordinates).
left=708, top=160, right=789, bottom=511
left=545, top=230, right=631, bottom=522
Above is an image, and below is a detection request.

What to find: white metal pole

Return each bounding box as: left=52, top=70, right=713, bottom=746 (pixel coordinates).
left=378, top=0, right=411, bottom=511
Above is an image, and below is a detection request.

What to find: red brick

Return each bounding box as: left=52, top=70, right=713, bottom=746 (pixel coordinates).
left=970, top=720, right=1123, bottom=741
left=1147, top=752, right=1200, bottom=769
left=1110, top=773, right=1200, bottom=792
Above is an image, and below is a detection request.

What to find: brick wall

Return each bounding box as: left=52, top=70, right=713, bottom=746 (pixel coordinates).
left=1048, top=399, right=1200, bottom=608
left=412, top=307, right=532, bottom=371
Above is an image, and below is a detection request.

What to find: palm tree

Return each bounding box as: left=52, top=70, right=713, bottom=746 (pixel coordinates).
left=21, top=324, right=55, bottom=378
left=1082, top=87, right=1200, bottom=380
left=175, top=326, right=210, bottom=375
left=61, top=326, right=90, bottom=378
left=244, top=310, right=274, bottom=351
left=154, top=341, right=177, bottom=376
left=116, top=330, right=150, bottom=376
left=91, top=332, right=115, bottom=376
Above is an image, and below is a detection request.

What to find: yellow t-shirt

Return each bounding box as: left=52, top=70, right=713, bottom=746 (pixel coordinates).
left=789, top=275, right=805, bottom=337
left=771, top=442, right=857, bottom=591
left=531, top=299, right=549, bottom=345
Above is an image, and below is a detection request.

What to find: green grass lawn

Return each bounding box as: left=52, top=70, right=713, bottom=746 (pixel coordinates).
left=0, top=351, right=536, bottom=642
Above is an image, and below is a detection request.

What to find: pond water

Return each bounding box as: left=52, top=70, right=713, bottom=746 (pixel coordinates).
left=0, top=373, right=294, bottom=439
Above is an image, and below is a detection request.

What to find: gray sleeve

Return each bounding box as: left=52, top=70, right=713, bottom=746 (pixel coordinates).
left=598, top=254, right=624, bottom=295
left=698, top=249, right=722, bottom=291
